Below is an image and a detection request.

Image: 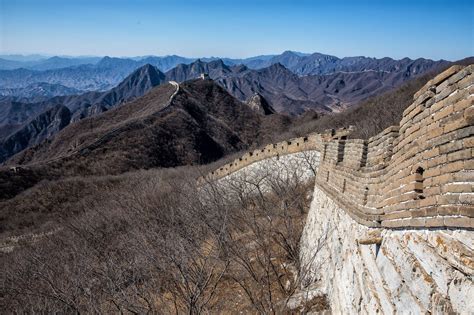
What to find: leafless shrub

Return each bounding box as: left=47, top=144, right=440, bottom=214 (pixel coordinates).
left=2, top=156, right=327, bottom=313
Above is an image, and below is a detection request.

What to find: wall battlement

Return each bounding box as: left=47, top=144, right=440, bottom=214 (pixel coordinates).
left=204, top=65, right=474, bottom=229
left=203, top=127, right=352, bottom=182
left=317, top=64, right=473, bottom=228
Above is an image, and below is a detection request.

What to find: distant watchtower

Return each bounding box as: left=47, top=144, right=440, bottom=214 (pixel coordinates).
left=200, top=73, right=210, bottom=80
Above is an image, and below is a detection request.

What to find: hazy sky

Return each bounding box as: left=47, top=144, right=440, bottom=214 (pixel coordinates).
left=1, top=0, right=473, bottom=60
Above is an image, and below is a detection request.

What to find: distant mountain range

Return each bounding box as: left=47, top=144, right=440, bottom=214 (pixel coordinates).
left=164, top=58, right=448, bottom=113
left=0, top=51, right=448, bottom=91
left=0, top=82, right=83, bottom=101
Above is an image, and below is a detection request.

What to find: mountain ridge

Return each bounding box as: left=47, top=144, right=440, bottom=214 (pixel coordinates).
left=0, top=52, right=449, bottom=91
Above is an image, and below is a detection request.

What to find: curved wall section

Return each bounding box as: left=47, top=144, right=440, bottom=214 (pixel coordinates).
left=204, top=65, right=474, bottom=230
left=316, top=65, right=473, bottom=228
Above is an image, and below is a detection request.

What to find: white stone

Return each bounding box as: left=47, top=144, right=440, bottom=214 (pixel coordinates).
left=300, top=185, right=474, bottom=314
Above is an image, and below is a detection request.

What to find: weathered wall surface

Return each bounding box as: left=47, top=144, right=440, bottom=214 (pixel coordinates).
left=203, top=128, right=351, bottom=182
left=315, top=64, right=474, bottom=228
left=200, top=151, right=321, bottom=200
left=205, top=65, right=474, bottom=229
left=300, top=185, right=474, bottom=314
left=203, top=65, right=474, bottom=312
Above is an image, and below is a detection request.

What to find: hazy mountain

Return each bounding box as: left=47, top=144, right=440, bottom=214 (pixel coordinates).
left=0, top=54, right=47, bottom=62
left=166, top=59, right=448, bottom=114
left=62, top=63, right=166, bottom=121
left=139, top=55, right=195, bottom=71
left=0, top=64, right=133, bottom=91
left=0, top=56, right=101, bottom=71
left=0, top=51, right=449, bottom=95
left=239, top=51, right=449, bottom=77
left=0, top=82, right=83, bottom=101
left=165, top=59, right=235, bottom=82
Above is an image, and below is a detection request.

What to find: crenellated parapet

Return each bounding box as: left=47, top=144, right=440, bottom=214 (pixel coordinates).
left=203, top=64, right=473, bottom=229
left=202, top=127, right=353, bottom=182
left=316, top=64, right=473, bottom=228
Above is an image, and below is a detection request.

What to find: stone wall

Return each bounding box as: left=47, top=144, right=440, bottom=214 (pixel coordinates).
left=299, top=185, right=474, bottom=313
left=202, top=127, right=352, bottom=182
left=315, top=65, right=473, bottom=228
left=201, top=65, right=473, bottom=312
left=199, top=151, right=321, bottom=203
left=205, top=64, right=473, bottom=230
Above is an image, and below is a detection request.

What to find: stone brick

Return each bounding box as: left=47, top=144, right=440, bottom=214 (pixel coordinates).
left=424, top=167, right=441, bottom=178
left=444, top=118, right=471, bottom=134
left=453, top=170, right=474, bottom=182
left=425, top=217, right=445, bottom=227
left=459, top=206, right=474, bottom=217
left=433, top=104, right=454, bottom=121
left=443, top=217, right=474, bottom=228
left=435, top=84, right=459, bottom=103
left=457, top=73, right=474, bottom=90
left=453, top=97, right=473, bottom=112
left=464, top=106, right=474, bottom=124
left=422, top=147, right=439, bottom=159
left=431, top=65, right=464, bottom=87
left=437, top=194, right=460, bottom=204
left=464, top=159, right=474, bottom=170
left=447, top=148, right=471, bottom=162
left=437, top=205, right=459, bottom=216
left=463, top=137, right=474, bottom=148
left=439, top=141, right=464, bottom=154
left=419, top=196, right=437, bottom=207
left=459, top=193, right=474, bottom=204
left=383, top=210, right=412, bottom=220
left=442, top=161, right=465, bottom=174
left=427, top=155, right=447, bottom=168
left=442, top=183, right=473, bottom=193
left=413, top=66, right=462, bottom=100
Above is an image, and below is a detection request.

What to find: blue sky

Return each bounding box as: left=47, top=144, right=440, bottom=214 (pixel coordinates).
left=0, top=0, right=472, bottom=60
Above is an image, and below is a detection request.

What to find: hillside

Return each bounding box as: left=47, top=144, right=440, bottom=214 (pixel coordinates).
left=0, top=65, right=166, bottom=162
left=6, top=80, right=267, bottom=174
left=0, top=105, right=71, bottom=162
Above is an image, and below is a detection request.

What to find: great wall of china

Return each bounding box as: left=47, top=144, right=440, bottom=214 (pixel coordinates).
left=205, top=64, right=474, bottom=230
left=204, top=64, right=474, bottom=313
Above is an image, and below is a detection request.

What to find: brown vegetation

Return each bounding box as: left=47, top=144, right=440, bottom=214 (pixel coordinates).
left=1, top=161, right=328, bottom=313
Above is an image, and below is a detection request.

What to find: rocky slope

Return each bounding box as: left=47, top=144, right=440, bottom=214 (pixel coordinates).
left=245, top=93, right=276, bottom=115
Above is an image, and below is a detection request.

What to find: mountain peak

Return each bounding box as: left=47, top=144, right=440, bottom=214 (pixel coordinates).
left=115, top=64, right=165, bottom=93
left=281, top=50, right=299, bottom=56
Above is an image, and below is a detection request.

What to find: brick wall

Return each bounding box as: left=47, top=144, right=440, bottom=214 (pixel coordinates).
left=316, top=64, right=473, bottom=228
left=204, top=64, right=473, bottom=229
left=203, top=127, right=353, bottom=181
